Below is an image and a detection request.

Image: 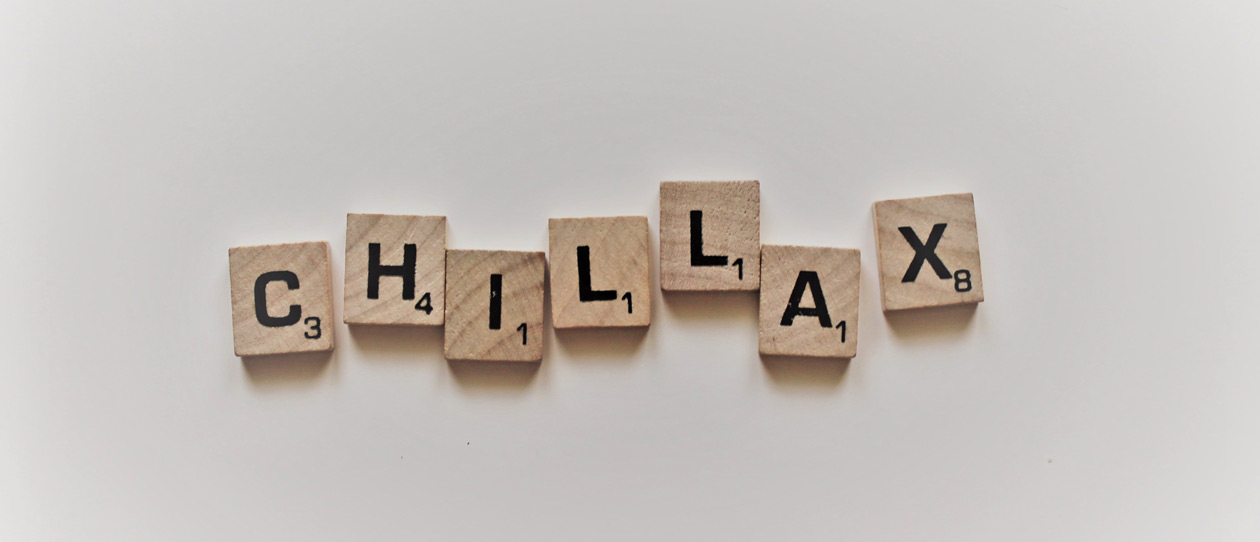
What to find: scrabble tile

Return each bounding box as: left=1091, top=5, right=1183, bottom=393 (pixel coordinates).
left=343, top=214, right=446, bottom=326
left=548, top=216, right=651, bottom=329
left=759, top=245, right=860, bottom=358
left=872, top=193, right=985, bottom=311
left=229, top=241, right=335, bottom=356
left=444, top=250, right=546, bottom=362
left=659, top=180, right=760, bottom=291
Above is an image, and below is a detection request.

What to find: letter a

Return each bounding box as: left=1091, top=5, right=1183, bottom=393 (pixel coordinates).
left=780, top=271, right=832, bottom=328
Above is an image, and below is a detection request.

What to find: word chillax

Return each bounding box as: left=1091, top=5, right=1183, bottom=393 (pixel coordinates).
left=228, top=183, right=985, bottom=360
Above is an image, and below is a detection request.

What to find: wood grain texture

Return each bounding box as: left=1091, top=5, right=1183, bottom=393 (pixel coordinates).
left=548, top=216, right=651, bottom=329
left=758, top=245, right=860, bottom=358
left=659, top=180, right=760, bottom=291
left=873, top=193, right=985, bottom=311
left=444, top=250, right=546, bottom=362
left=228, top=241, right=335, bottom=356
left=343, top=214, right=446, bottom=325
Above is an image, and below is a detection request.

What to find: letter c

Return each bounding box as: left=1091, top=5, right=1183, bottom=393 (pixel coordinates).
left=254, top=271, right=302, bottom=327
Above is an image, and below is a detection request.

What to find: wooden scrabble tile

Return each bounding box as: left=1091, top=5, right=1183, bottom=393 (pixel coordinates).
left=444, top=250, right=546, bottom=362
left=548, top=216, right=651, bottom=329
left=758, top=245, right=860, bottom=358
left=659, top=180, right=760, bottom=291
left=343, top=214, right=446, bottom=326
left=872, top=193, right=985, bottom=311
left=229, top=241, right=335, bottom=356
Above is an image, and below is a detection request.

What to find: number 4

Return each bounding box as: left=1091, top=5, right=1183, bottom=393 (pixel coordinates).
left=414, top=292, right=433, bottom=314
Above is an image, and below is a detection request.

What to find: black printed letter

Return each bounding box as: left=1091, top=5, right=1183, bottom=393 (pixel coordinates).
left=489, top=274, right=502, bottom=330
left=780, top=271, right=832, bottom=328
left=254, top=271, right=302, bottom=327
left=690, top=210, right=728, bottom=267
left=367, top=243, right=417, bottom=300
left=899, top=223, right=951, bottom=282
left=577, top=246, right=617, bottom=302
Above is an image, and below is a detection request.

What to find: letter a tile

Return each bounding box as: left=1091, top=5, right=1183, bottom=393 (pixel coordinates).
left=872, top=193, right=985, bottom=311
left=444, top=250, right=546, bottom=362
left=548, top=216, right=651, bottom=329
left=344, top=214, right=446, bottom=326
left=659, top=181, right=760, bottom=291
left=228, top=241, right=335, bottom=356
left=759, top=245, right=859, bottom=358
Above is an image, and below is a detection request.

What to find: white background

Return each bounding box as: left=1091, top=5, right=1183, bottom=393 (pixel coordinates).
left=4, top=1, right=1260, bottom=540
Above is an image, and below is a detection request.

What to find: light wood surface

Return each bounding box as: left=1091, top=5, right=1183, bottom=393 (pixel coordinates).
left=549, top=216, right=651, bottom=329
left=343, top=214, right=446, bottom=326
left=444, top=249, right=546, bottom=362
left=872, top=193, right=984, bottom=311
left=228, top=241, right=335, bottom=356
left=758, top=245, right=860, bottom=358
left=659, top=180, right=760, bottom=291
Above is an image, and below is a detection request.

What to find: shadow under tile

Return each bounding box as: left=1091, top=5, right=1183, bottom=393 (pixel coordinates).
left=447, top=359, right=540, bottom=393
left=242, top=350, right=334, bottom=388
left=883, top=303, right=979, bottom=343
left=554, top=326, right=649, bottom=360
left=347, top=324, right=444, bottom=362
left=760, top=353, right=849, bottom=390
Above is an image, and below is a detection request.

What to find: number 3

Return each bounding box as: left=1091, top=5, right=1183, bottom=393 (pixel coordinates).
left=303, top=316, right=322, bottom=339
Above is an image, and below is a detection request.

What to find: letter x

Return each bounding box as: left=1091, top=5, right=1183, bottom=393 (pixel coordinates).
left=899, top=223, right=951, bottom=282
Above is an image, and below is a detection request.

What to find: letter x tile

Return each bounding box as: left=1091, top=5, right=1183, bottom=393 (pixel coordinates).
left=872, top=193, right=985, bottom=311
